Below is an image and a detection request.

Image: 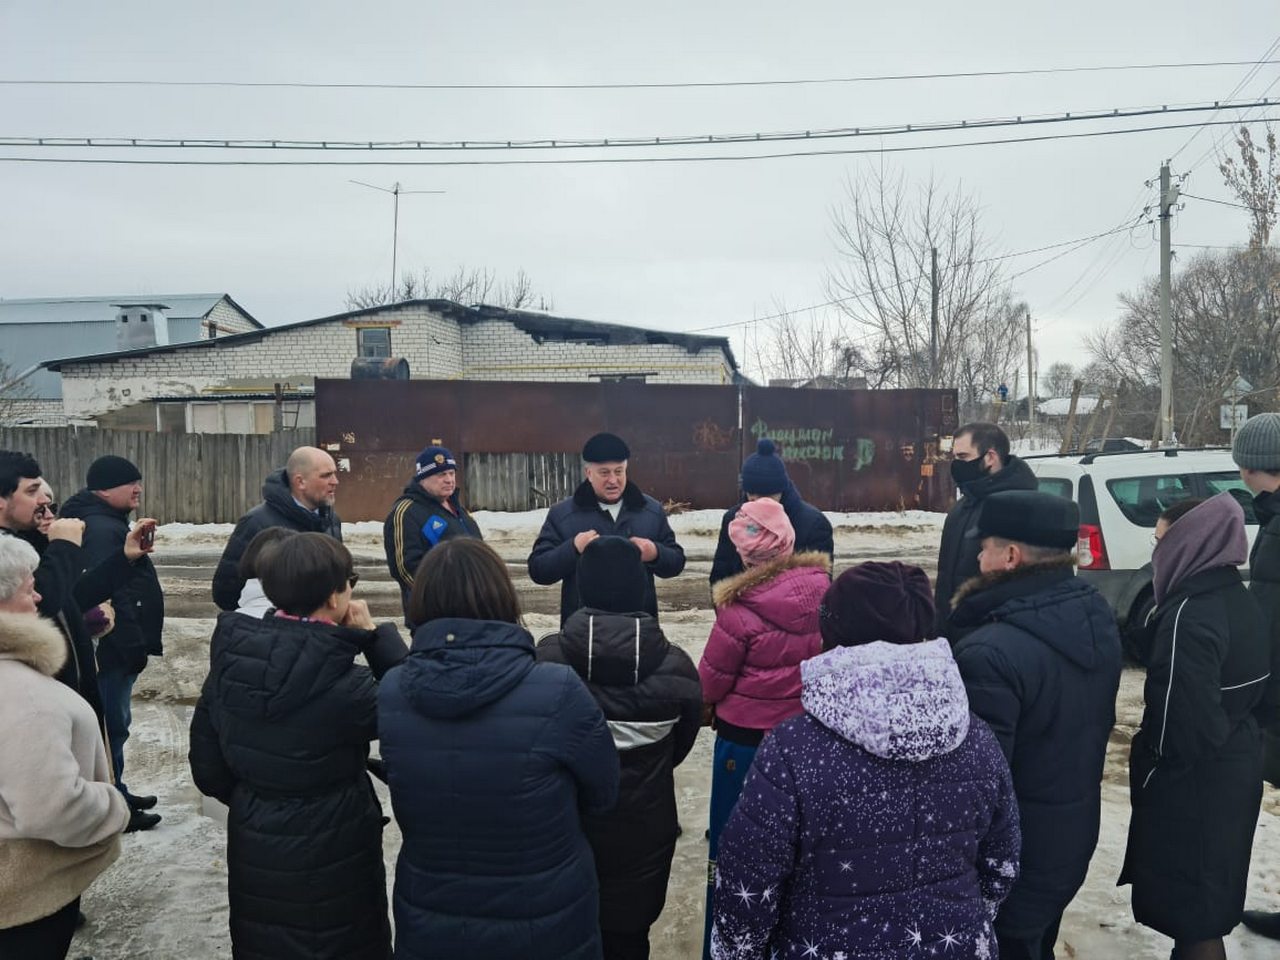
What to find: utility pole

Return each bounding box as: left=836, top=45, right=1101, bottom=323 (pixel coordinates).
left=350, top=180, right=445, bottom=298
left=1025, top=307, right=1036, bottom=431
left=930, top=246, right=939, bottom=388
left=1157, top=162, right=1179, bottom=446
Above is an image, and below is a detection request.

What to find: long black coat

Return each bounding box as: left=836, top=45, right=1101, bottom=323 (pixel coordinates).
left=934, top=456, right=1038, bottom=638
left=189, top=612, right=406, bottom=960
left=383, top=483, right=482, bottom=623
left=212, top=469, right=343, bottom=611
left=708, top=485, right=834, bottom=586
left=61, top=489, right=165, bottom=674
left=1120, top=566, right=1267, bottom=941
left=537, top=610, right=702, bottom=935
left=952, top=564, right=1122, bottom=939
left=528, top=481, right=685, bottom=625
left=1248, top=490, right=1280, bottom=785
left=378, top=618, right=619, bottom=960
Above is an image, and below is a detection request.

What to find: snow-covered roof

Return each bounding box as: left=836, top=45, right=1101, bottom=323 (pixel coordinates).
left=1038, top=396, right=1100, bottom=416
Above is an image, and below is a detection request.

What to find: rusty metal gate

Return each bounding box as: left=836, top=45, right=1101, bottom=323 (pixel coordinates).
left=315, top=379, right=957, bottom=520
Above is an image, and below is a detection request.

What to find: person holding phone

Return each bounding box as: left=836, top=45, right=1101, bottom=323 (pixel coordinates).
left=61, top=456, right=165, bottom=831
left=190, top=533, right=406, bottom=960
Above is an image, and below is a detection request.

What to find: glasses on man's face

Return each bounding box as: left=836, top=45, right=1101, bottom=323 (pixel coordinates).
left=35, top=502, right=58, bottom=518
left=347, top=572, right=360, bottom=589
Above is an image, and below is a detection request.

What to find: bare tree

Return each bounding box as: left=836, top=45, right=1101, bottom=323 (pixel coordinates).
left=753, top=303, right=881, bottom=387
left=1043, top=362, right=1077, bottom=398
left=346, top=266, right=552, bottom=312
left=1219, top=124, right=1279, bottom=249
left=0, top=358, right=36, bottom=426
left=824, top=167, right=1024, bottom=398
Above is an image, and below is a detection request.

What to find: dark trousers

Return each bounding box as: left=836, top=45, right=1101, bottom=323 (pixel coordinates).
left=602, top=927, right=650, bottom=960
left=0, top=897, right=80, bottom=960
left=98, top=667, right=138, bottom=793
left=703, top=735, right=760, bottom=960
left=996, top=913, right=1063, bottom=960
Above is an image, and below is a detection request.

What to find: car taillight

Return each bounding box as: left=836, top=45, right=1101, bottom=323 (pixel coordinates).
left=1077, top=523, right=1109, bottom=570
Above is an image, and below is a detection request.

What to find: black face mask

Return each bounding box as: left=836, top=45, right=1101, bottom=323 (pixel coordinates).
left=950, top=457, right=988, bottom=487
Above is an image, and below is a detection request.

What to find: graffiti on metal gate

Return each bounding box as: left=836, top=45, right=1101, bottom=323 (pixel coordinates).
left=748, top=419, right=875, bottom=469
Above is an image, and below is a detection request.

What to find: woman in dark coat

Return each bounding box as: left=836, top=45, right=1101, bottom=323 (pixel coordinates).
left=1120, top=494, right=1269, bottom=960
left=379, top=538, right=620, bottom=960
left=189, top=533, right=407, bottom=960
left=537, top=536, right=703, bottom=960
left=710, top=562, right=1020, bottom=960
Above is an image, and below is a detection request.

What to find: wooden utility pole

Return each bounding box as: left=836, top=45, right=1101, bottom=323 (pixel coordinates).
left=1059, top=379, right=1085, bottom=455
left=1101, top=393, right=1120, bottom=445
left=1025, top=307, right=1036, bottom=431
left=1081, top=392, right=1109, bottom=450
left=930, top=246, right=940, bottom=387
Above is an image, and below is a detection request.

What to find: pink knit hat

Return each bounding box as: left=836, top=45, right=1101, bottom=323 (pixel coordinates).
left=728, top=498, right=796, bottom=568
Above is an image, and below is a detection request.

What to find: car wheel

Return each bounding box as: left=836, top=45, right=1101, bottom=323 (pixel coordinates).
left=1123, top=589, right=1156, bottom=666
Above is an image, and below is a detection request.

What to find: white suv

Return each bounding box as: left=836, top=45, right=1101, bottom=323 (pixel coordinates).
left=1025, top=448, right=1258, bottom=662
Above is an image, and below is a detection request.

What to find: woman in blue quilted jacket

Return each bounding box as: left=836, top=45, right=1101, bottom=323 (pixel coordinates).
left=378, top=539, right=620, bottom=960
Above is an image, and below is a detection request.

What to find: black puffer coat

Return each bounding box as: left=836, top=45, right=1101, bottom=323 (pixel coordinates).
left=212, top=469, right=343, bottom=611
left=708, top=485, right=834, bottom=587
left=528, top=482, right=685, bottom=625
left=189, top=612, right=407, bottom=960
left=383, top=483, right=482, bottom=623
left=61, top=489, right=165, bottom=674
left=951, top=564, right=1122, bottom=940
left=1120, top=566, right=1268, bottom=941
left=537, top=610, right=702, bottom=935
left=379, top=618, right=619, bottom=960
left=934, top=456, right=1038, bottom=638
left=1248, top=490, right=1280, bottom=785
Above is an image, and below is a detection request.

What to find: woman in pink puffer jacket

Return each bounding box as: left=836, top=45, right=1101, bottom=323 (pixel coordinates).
left=697, top=496, right=830, bottom=959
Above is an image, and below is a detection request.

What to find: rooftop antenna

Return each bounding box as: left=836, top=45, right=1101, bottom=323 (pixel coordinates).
left=350, top=181, right=445, bottom=299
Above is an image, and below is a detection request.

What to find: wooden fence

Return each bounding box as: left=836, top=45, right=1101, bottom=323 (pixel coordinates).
left=0, top=427, right=316, bottom=524
left=463, top=452, right=584, bottom=512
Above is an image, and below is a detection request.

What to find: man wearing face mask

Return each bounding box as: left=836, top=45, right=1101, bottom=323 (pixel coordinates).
left=935, top=422, right=1038, bottom=640
left=1231, top=413, right=1280, bottom=941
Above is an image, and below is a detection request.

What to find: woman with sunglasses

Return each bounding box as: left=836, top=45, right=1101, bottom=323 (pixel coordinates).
left=190, top=533, right=407, bottom=960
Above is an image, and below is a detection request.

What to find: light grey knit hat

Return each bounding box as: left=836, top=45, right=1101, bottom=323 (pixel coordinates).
left=1233, top=413, right=1280, bottom=471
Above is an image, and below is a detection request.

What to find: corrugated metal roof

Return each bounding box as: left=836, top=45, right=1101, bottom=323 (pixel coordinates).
left=0, top=293, right=252, bottom=326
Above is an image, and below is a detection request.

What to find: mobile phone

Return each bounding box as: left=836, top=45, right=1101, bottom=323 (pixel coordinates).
left=140, top=524, right=156, bottom=550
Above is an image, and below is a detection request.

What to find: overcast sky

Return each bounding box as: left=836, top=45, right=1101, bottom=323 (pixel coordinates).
left=1, top=2, right=1275, bottom=384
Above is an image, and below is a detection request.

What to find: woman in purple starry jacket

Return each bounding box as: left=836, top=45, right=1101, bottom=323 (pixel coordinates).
left=710, top=562, right=1021, bottom=960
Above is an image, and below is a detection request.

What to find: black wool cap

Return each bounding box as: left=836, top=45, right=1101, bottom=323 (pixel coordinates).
left=582, top=432, right=630, bottom=463
left=86, top=455, right=142, bottom=491
left=967, top=489, right=1080, bottom=549
left=576, top=536, right=647, bottom=614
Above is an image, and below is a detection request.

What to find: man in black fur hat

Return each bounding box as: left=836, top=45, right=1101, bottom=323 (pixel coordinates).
left=528, top=432, right=685, bottom=625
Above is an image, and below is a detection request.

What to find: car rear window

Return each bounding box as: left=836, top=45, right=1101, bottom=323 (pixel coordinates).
left=1203, top=472, right=1259, bottom=524
left=1106, top=474, right=1195, bottom=527
left=1037, top=477, right=1073, bottom=500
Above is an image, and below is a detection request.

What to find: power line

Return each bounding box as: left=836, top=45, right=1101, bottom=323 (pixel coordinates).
left=1, top=116, right=1275, bottom=168
left=687, top=220, right=1142, bottom=333
left=4, top=97, right=1274, bottom=154
left=1170, top=34, right=1280, bottom=161
left=4, top=59, right=1280, bottom=93
left=1182, top=191, right=1270, bottom=212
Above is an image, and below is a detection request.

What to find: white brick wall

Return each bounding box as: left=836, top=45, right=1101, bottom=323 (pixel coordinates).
left=58, top=305, right=732, bottom=419
left=205, top=300, right=259, bottom=337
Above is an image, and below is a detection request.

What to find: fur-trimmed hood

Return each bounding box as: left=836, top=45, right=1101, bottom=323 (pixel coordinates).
left=712, top=550, right=831, bottom=608
left=0, top=611, right=67, bottom=677
left=950, top=553, right=1076, bottom=609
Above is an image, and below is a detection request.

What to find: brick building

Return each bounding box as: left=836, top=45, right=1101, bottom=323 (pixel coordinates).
left=44, top=300, right=739, bottom=433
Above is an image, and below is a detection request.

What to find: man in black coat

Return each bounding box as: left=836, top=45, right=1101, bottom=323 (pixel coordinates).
left=1231, top=413, right=1280, bottom=940
left=936, top=422, right=1038, bottom=639
left=0, top=451, right=152, bottom=750
left=951, top=490, right=1122, bottom=960
left=709, top=437, right=834, bottom=587
left=212, top=446, right=341, bottom=611
left=62, top=455, right=166, bottom=832
left=537, top=536, right=702, bottom=959
left=383, top=441, right=482, bottom=625
left=529, top=433, right=685, bottom=626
